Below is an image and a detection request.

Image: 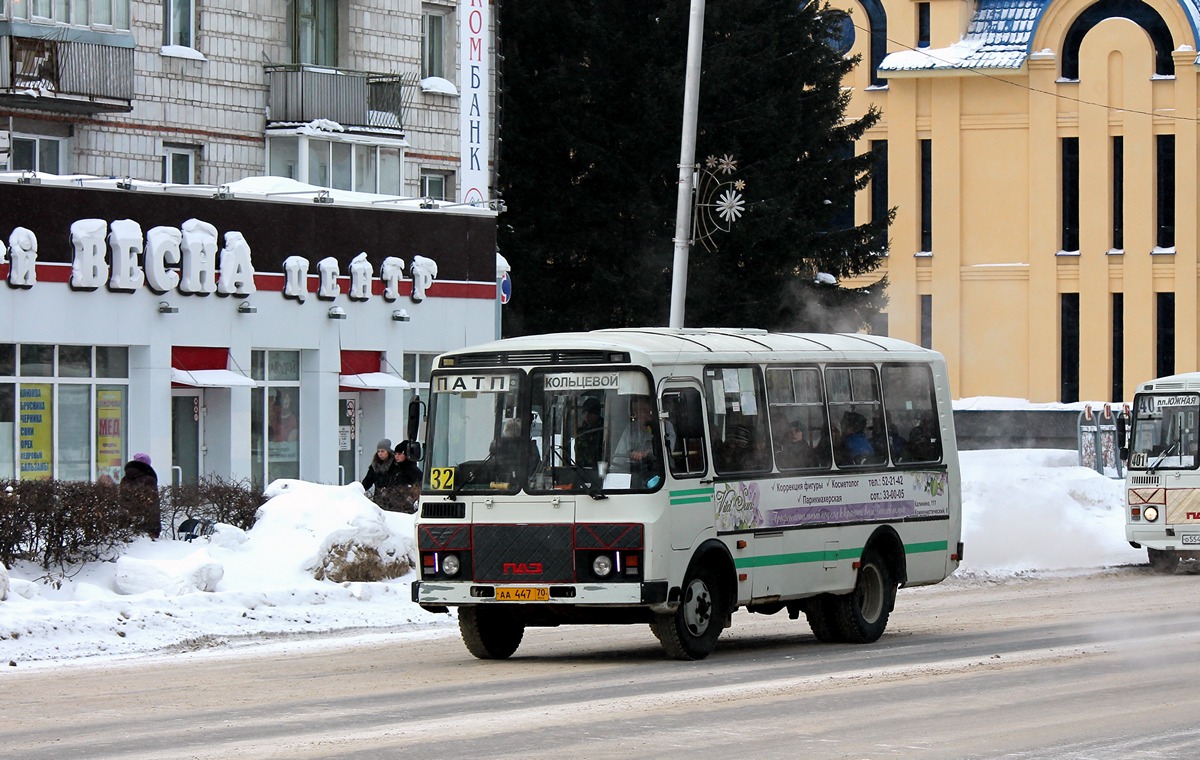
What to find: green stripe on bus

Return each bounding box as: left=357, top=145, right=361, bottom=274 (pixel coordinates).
left=670, top=487, right=713, bottom=506
left=733, top=540, right=950, bottom=569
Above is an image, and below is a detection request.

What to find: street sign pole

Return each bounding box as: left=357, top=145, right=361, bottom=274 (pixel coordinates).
left=667, top=0, right=706, bottom=329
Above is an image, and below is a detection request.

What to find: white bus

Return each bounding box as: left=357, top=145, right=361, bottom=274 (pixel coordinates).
left=413, top=328, right=963, bottom=659
left=1122, top=372, right=1200, bottom=573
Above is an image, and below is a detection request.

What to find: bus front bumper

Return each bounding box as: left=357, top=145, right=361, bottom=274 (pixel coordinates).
left=412, top=580, right=670, bottom=609
left=1128, top=526, right=1200, bottom=551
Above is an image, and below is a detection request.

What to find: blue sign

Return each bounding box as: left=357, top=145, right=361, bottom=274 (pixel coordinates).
left=500, top=272, right=511, bottom=304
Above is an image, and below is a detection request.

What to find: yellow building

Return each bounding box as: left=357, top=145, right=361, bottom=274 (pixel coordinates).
left=836, top=0, right=1200, bottom=402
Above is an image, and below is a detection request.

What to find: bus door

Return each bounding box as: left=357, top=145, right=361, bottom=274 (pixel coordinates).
left=660, top=382, right=712, bottom=550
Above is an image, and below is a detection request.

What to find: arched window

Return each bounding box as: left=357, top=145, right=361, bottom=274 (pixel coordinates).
left=1061, top=0, right=1174, bottom=80
left=858, top=0, right=889, bottom=87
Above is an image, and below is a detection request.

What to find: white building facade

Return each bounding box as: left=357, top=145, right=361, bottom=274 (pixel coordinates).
left=0, top=0, right=501, bottom=488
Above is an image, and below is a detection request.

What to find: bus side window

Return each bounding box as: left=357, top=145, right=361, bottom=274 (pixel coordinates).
left=705, top=365, right=772, bottom=476
left=663, top=388, right=707, bottom=478
left=881, top=364, right=942, bottom=464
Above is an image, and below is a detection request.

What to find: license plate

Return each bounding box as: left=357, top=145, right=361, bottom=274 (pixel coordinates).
left=1183, top=535, right=1200, bottom=545
left=495, top=587, right=549, bottom=602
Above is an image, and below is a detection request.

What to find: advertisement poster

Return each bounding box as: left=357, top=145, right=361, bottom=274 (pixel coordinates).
left=19, top=383, right=53, bottom=480
left=715, top=470, right=950, bottom=532
left=96, top=388, right=125, bottom=480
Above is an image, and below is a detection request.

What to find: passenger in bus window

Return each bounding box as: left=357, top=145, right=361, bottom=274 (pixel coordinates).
left=778, top=421, right=817, bottom=469
left=612, top=395, right=672, bottom=487
left=905, top=415, right=941, bottom=461
left=838, top=411, right=875, bottom=465
left=490, top=418, right=539, bottom=483
left=574, top=397, right=605, bottom=468
left=715, top=423, right=758, bottom=472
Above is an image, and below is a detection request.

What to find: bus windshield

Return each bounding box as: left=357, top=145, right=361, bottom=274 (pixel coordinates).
left=1129, top=393, right=1200, bottom=470
left=424, top=368, right=661, bottom=495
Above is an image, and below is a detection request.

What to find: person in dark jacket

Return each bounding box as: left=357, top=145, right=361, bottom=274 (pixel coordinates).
left=386, top=440, right=423, bottom=513
left=121, top=452, right=161, bottom=538
left=361, top=438, right=400, bottom=498
left=393, top=440, right=423, bottom=486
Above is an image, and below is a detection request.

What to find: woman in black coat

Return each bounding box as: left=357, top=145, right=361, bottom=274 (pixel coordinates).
left=361, top=438, right=401, bottom=497
left=121, top=452, right=161, bottom=538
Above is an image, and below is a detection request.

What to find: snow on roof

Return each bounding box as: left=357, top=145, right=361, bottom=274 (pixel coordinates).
left=881, top=0, right=1200, bottom=73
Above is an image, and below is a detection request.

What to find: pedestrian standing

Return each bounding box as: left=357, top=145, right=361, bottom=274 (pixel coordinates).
left=121, top=452, right=161, bottom=539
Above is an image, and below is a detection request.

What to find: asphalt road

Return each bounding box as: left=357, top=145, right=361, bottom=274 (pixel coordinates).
left=3, top=566, right=1199, bottom=760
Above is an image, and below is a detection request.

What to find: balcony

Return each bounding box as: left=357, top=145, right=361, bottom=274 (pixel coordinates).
left=0, top=34, right=134, bottom=113
left=265, top=64, right=416, bottom=133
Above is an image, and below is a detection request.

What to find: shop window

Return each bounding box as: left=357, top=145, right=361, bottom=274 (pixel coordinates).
left=0, top=384, right=12, bottom=479
left=251, top=350, right=301, bottom=489
left=164, top=0, right=195, bottom=48
left=0, top=345, right=128, bottom=480
left=20, top=344, right=54, bottom=376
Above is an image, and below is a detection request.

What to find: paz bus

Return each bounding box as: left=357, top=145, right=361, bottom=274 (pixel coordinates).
left=1122, top=371, right=1200, bottom=573
left=412, top=328, right=963, bottom=659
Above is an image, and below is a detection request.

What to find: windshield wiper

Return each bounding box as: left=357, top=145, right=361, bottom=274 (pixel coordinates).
left=1150, top=440, right=1179, bottom=473
left=553, top=445, right=607, bottom=500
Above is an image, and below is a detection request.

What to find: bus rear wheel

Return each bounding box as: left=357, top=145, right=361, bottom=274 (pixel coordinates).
left=803, top=594, right=844, bottom=643
left=831, top=547, right=895, bottom=644
left=1148, top=548, right=1180, bottom=575
left=459, top=606, right=525, bottom=659
left=651, top=567, right=724, bottom=660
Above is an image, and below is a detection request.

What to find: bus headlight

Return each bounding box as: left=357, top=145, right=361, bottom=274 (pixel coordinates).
left=442, top=553, right=462, bottom=576
left=592, top=554, right=614, bottom=578
left=1143, top=506, right=1160, bottom=523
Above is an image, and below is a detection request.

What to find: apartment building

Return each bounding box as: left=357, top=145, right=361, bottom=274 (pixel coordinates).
left=0, top=0, right=501, bottom=487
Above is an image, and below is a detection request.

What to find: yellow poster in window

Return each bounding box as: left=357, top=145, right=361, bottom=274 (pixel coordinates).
left=97, top=388, right=124, bottom=481
left=19, top=383, right=53, bottom=480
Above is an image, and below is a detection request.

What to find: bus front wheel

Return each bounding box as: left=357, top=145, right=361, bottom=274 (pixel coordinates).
left=459, top=606, right=525, bottom=659
left=831, top=547, right=895, bottom=644
left=651, top=567, right=724, bottom=660
left=1148, top=548, right=1180, bottom=575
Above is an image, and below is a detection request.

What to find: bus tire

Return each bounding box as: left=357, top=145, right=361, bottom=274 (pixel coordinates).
left=831, top=547, right=895, bottom=644
left=459, top=606, right=525, bottom=659
left=803, top=595, right=844, bottom=643
left=1148, top=548, right=1180, bottom=575
left=650, top=567, right=724, bottom=660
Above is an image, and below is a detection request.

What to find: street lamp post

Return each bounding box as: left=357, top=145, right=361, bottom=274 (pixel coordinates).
left=668, top=0, right=706, bottom=329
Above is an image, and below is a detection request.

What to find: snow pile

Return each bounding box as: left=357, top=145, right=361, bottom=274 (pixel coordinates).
left=0, top=450, right=1149, bottom=667
left=959, top=449, right=1141, bottom=577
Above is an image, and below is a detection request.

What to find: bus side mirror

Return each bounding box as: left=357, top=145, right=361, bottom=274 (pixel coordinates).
left=407, top=395, right=424, bottom=462
left=1117, top=414, right=1128, bottom=462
